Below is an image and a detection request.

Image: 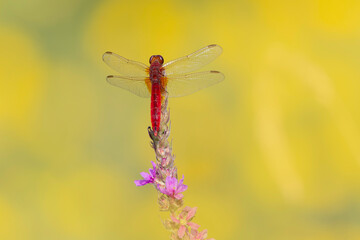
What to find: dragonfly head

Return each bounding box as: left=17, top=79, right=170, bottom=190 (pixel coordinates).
left=149, top=55, right=164, bottom=65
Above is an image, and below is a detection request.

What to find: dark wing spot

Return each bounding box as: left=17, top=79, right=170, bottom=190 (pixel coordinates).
left=102, top=52, right=113, bottom=61
left=208, top=44, right=217, bottom=47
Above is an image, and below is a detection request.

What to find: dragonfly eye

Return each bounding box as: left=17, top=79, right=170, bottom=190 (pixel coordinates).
left=149, top=55, right=154, bottom=64
left=159, top=55, right=164, bottom=64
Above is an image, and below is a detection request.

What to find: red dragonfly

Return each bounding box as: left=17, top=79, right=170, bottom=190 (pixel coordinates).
left=102, top=44, right=224, bottom=136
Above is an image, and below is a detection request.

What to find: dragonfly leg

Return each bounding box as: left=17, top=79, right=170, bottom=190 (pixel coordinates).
left=148, top=126, right=155, bottom=139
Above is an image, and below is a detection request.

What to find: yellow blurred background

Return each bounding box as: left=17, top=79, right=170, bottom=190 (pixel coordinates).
left=1, top=0, right=360, bottom=239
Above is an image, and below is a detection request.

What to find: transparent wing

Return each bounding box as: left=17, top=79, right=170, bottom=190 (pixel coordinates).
left=106, top=75, right=151, bottom=98
left=163, top=44, right=223, bottom=76
left=103, top=52, right=148, bottom=77
left=165, top=71, right=224, bottom=97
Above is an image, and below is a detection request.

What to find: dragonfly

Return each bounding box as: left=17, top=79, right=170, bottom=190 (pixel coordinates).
left=102, top=44, right=224, bottom=136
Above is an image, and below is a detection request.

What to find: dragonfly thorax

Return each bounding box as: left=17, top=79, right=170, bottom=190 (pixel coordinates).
left=149, top=58, right=164, bottom=82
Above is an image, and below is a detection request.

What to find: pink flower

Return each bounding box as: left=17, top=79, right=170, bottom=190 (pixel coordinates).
left=171, top=206, right=200, bottom=238
left=190, top=229, right=215, bottom=240
left=134, top=161, right=157, bottom=186
left=159, top=175, right=187, bottom=199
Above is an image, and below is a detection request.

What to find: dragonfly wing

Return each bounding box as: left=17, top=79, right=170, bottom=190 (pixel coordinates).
left=107, top=75, right=151, bottom=98
left=163, top=44, right=223, bottom=76
left=165, top=71, right=224, bottom=97
left=103, top=52, right=149, bottom=77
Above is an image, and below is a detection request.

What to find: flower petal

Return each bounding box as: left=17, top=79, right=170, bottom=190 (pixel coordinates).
left=173, top=177, right=178, bottom=190
left=174, top=193, right=184, bottom=200
left=140, top=172, right=151, bottom=179
left=165, top=176, right=174, bottom=190
left=149, top=161, right=157, bottom=176
left=171, top=214, right=180, bottom=224
left=178, top=225, right=187, bottom=238
left=190, top=229, right=198, bottom=240
left=134, top=179, right=149, bottom=186
left=188, top=222, right=200, bottom=230
left=151, top=161, right=156, bottom=169
left=186, top=207, right=197, bottom=220
left=179, top=175, right=185, bottom=185
left=183, top=206, right=192, bottom=212
left=170, top=177, right=178, bottom=189
left=176, top=184, right=188, bottom=193
left=199, top=229, right=208, bottom=239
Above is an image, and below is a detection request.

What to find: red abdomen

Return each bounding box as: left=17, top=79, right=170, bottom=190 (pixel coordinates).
left=151, top=82, right=162, bottom=135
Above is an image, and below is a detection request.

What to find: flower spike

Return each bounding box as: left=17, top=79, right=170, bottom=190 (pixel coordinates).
left=137, top=93, right=215, bottom=239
